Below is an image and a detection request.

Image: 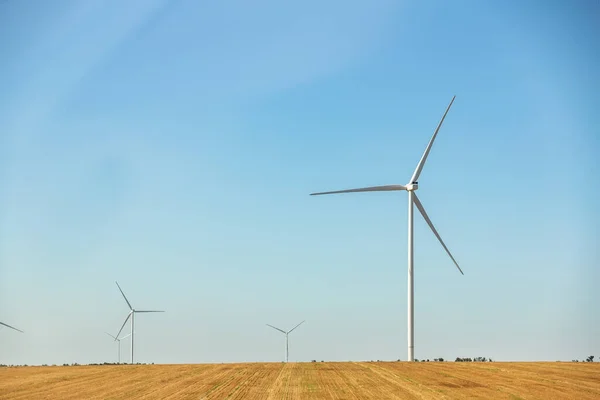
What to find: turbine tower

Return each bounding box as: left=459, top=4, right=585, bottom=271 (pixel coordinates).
left=114, top=281, right=164, bottom=364
left=0, top=321, right=23, bottom=333
left=266, top=321, right=305, bottom=363
left=310, top=96, right=463, bottom=362
left=105, top=332, right=131, bottom=364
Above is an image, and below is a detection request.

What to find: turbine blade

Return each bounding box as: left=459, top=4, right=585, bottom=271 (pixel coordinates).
left=0, top=321, right=24, bottom=333
left=287, top=320, right=305, bottom=334
left=413, top=193, right=464, bottom=275
left=115, top=281, right=133, bottom=310
left=105, top=332, right=117, bottom=340
left=266, top=324, right=286, bottom=334
left=409, top=96, right=456, bottom=183
left=115, top=312, right=132, bottom=340
left=120, top=333, right=132, bottom=340
left=134, top=310, right=165, bottom=313
left=310, top=184, right=406, bottom=196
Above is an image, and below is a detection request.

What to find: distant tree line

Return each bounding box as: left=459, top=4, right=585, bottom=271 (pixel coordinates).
left=87, top=362, right=152, bottom=366
left=572, top=356, right=595, bottom=363
left=2, top=357, right=598, bottom=366
left=0, top=362, right=153, bottom=368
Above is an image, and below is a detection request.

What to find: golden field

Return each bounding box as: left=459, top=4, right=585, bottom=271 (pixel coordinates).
left=1, top=361, right=599, bottom=399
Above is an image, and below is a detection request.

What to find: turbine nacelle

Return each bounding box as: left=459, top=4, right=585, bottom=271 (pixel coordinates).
left=405, top=183, right=418, bottom=191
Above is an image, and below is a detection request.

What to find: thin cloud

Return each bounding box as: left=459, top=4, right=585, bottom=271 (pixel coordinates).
left=4, top=0, right=168, bottom=147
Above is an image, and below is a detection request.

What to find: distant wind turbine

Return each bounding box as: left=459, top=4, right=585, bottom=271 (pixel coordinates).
left=0, top=321, right=23, bottom=333
left=114, top=281, right=164, bottom=364
left=105, top=332, right=132, bottom=364
left=310, top=96, right=464, bottom=362
left=266, top=321, right=305, bottom=363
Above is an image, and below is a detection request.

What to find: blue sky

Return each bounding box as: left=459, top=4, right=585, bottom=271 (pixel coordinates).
left=0, top=0, right=598, bottom=365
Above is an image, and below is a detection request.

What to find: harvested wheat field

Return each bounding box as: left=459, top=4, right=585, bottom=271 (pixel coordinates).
left=0, top=361, right=599, bottom=399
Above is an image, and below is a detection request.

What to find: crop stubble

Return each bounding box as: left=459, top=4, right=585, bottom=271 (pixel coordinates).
left=0, top=362, right=598, bottom=399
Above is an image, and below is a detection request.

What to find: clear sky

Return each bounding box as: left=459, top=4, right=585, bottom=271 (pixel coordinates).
left=0, top=0, right=598, bottom=365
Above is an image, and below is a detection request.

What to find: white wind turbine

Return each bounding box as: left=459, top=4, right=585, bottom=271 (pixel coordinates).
left=266, top=320, right=305, bottom=363
left=0, top=321, right=24, bottom=334
left=105, top=332, right=132, bottom=364
left=114, top=281, right=164, bottom=364
left=310, top=96, right=463, bottom=362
